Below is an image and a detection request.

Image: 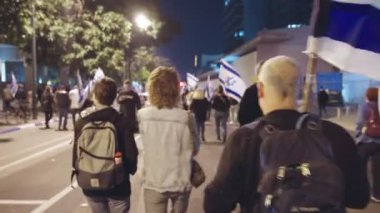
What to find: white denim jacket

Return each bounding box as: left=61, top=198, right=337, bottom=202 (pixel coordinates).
left=138, top=106, right=200, bottom=193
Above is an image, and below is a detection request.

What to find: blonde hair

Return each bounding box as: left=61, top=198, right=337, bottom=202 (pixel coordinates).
left=147, top=66, right=180, bottom=109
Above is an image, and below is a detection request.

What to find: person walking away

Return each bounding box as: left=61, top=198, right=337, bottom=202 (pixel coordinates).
left=138, top=67, right=200, bottom=213
left=41, top=86, right=54, bottom=129
left=190, top=89, right=209, bottom=142
left=229, top=97, right=239, bottom=124
left=15, top=84, right=28, bottom=121
left=117, top=80, right=141, bottom=132
left=355, top=87, right=380, bottom=203
left=73, top=77, right=138, bottom=213
left=237, top=61, right=264, bottom=126
left=211, top=85, right=230, bottom=143
left=69, top=85, right=81, bottom=126
left=3, top=84, right=13, bottom=112
left=318, top=87, right=329, bottom=116
left=204, top=56, right=369, bottom=213
left=55, top=85, right=70, bottom=131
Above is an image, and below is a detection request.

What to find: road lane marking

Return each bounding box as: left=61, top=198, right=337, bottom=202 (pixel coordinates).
left=0, top=140, right=71, bottom=173
left=31, top=183, right=75, bottom=213
left=0, top=200, right=47, bottom=205
left=0, top=135, right=72, bottom=162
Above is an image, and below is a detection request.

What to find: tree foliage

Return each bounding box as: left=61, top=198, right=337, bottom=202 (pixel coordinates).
left=0, top=0, right=176, bottom=82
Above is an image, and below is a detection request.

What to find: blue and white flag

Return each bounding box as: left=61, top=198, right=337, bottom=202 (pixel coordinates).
left=79, top=68, right=105, bottom=106
left=205, top=74, right=213, bottom=101
left=186, top=72, right=199, bottom=89
left=11, top=72, right=18, bottom=97
left=219, top=60, right=246, bottom=102
left=306, top=0, right=380, bottom=80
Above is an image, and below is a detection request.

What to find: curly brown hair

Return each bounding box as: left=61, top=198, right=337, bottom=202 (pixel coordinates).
left=147, top=66, right=179, bottom=109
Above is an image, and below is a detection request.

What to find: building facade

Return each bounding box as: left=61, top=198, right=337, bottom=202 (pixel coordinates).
left=223, top=0, right=313, bottom=53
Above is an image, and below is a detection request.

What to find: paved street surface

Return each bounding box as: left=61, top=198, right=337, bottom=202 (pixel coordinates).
left=0, top=112, right=379, bottom=213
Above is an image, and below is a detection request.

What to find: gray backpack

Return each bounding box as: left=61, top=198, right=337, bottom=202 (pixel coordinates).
left=72, top=119, right=125, bottom=191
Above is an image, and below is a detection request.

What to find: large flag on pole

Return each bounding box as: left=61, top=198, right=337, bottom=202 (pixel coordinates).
left=11, top=72, right=18, bottom=97
left=306, top=0, right=380, bottom=80
left=219, top=60, right=246, bottom=102
left=186, top=72, right=199, bottom=89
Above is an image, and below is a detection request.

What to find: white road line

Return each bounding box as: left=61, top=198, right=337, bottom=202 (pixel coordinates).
left=0, top=140, right=71, bottom=173
left=0, top=200, right=47, bottom=205
left=0, top=135, right=72, bottom=162
left=31, top=184, right=75, bottom=213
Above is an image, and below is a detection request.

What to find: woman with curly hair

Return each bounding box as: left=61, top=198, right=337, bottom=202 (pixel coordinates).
left=137, top=67, right=200, bottom=213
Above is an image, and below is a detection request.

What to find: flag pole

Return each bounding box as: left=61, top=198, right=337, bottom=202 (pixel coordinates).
left=301, top=53, right=318, bottom=112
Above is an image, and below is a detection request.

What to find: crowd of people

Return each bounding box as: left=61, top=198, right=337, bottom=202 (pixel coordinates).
left=2, top=55, right=380, bottom=213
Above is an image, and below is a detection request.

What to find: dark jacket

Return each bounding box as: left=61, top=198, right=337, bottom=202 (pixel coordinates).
left=190, top=98, right=210, bottom=122
left=212, top=94, right=230, bottom=112
left=41, top=92, right=54, bottom=111
left=238, top=84, right=263, bottom=126
left=74, top=107, right=138, bottom=197
left=318, top=90, right=329, bottom=106
left=15, top=89, right=27, bottom=101
left=55, top=90, right=70, bottom=109
left=204, top=110, right=369, bottom=213
left=117, top=90, right=141, bottom=121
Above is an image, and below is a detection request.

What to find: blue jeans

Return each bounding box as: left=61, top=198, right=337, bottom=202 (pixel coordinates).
left=58, top=108, right=68, bottom=130
left=214, top=110, right=228, bottom=141
left=86, top=195, right=130, bottom=213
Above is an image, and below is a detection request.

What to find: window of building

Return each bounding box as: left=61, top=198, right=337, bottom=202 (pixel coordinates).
left=287, top=24, right=303, bottom=29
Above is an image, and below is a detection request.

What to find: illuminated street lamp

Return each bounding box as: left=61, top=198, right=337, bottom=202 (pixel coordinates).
left=134, top=13, right=152, bottom=31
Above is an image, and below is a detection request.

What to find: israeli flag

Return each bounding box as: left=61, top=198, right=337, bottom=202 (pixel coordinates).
left=11, top=72, right=18, bottom=97
left=187, top=72, right=199, bottom=88
left=79, top=68, right=105, bottom=106
left=307, top=0, right=380, bottom=80
left=219, top=60, right=246, bottom=102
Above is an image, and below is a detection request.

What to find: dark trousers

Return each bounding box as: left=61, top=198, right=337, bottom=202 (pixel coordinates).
left=358, top=142, right=380, bottom=198
left=44, top=109, right=53, bottom=128
left=58, top=108, right=68, bottom=130
left=71, top=108, right=79, bottom=127
left=319, top=104, right=327, bottom=116
left=196, top=120, right=205, bottom=141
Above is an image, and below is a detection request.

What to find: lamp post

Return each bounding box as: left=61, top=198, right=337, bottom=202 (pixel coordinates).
left=31, top=0, right=37, bottom=119
left=126, top=13, right=152, bottom=80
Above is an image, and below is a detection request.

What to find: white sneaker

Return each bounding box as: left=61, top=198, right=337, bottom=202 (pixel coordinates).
left=371, top=196, right=380, bottom=203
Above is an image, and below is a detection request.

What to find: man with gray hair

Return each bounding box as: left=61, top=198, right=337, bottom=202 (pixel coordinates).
left=204, top=56, right=369, bottom=212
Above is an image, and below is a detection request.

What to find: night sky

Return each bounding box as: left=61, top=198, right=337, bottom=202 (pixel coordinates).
left=158, top=0, right=224, bottom=79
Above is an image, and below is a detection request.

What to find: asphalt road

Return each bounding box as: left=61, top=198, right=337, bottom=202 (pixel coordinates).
left=0, top=120, right=379, bottom=213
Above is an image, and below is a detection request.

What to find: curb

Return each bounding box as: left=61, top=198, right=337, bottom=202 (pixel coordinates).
left=0, top=118, right=59, bottom=135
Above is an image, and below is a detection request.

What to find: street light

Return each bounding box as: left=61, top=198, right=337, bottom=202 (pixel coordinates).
left=134, top=13, right=152, bottom=31
left=31, top=0, right=37, bottom=119
left=126, top=13, right=152, bottom=80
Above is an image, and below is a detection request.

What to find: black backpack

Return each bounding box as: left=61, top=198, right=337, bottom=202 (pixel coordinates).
left=257, top=114, right=345, bottom=213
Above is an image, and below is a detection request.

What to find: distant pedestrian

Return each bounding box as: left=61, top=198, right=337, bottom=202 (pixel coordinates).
left=190, top=89, right=209, bottom=142
left=138, top=67, right=200, bottom=213
left=228, top=97, right=239, bottom=124
left=41, top=86, right=54, bottom=129
left=15, top=84, right=28, bottom=120
left=356, top=87, right=380, bottom=203
left=69, top=85, right=81, bottom=126
left=73, top=77, right=138, bottom=213
left=211, top=85, right=230, bottom=143
left=204, top=56, right=369, bottom=212
left=117, top=79, right=141, bottom=132
left=55, top=85, right=70, bottom=131
left=318, top=87, right=329, bottom=116
left=3, top=84, right=13, bottom=112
